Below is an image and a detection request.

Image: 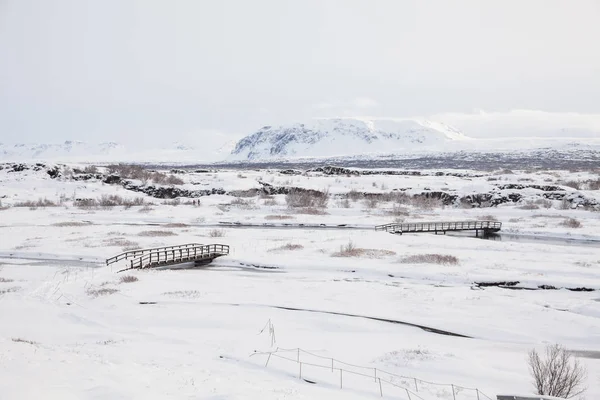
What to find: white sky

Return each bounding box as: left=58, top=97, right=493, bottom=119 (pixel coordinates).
left=1, top=0, right=600, bottom=145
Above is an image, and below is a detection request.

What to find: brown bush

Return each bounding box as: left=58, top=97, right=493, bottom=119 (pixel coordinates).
left=399, top=254, right=459, bottom=265
left=52, top=221, right=93, bottom=227
left=286, top=188, right=329, bottom=209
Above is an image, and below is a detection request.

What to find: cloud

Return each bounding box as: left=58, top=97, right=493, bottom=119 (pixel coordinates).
left=352, top=97, right=379, bottom=109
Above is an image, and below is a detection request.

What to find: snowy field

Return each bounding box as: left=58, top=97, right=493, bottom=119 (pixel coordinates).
left=1, top=163, right=599, bottom=399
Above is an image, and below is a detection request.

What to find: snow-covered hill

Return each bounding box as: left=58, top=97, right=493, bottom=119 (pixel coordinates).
left=230, top=118, right=469, bottom=160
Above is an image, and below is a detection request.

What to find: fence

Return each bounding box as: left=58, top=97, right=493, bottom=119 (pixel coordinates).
left=251, top=347, right=494, bottom=400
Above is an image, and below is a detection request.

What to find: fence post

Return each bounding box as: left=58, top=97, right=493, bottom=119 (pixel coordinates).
left=451, top=384, right=456, bottom=400
left=476, top=388, right=480, bottom=400
left=340, top=369, right=343, bottom=389
left=299, top=362, right=302, bottom=380
left=374, top=368, right=377, bottom=382
left=405, top=388, right=412, bottom=400
left=297, top=348, right=300, bottom=363
left=331, top=358, right=334, bottom=372
left=378, top=378, right=383, bottom=397
left=414, top=378, right=418, bottom=392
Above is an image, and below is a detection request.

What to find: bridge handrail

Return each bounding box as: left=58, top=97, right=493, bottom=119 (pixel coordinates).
left=375, top=220, right=502, bottom=232
left=129, top=243, right=230, bottom=269
left=106, top=243, right=205, bottom=265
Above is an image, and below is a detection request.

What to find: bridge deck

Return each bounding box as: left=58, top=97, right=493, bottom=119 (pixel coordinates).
left=375, top=220, right=501, bottom=235
left=106, top=243, right=229, bottom=270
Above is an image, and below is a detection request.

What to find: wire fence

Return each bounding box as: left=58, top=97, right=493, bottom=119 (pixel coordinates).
left=251, top=347, right=494, bottom=400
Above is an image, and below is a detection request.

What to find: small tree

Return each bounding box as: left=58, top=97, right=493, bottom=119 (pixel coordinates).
left=528, top=344, right=586, bottom=398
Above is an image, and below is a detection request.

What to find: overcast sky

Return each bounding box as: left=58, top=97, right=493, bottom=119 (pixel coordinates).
left=1, top=0, right=600, bottom=145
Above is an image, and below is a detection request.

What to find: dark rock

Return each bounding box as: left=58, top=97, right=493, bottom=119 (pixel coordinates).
left=47, top=166, right=61, bottom=178
left=103, top=175, right=122, bottom=184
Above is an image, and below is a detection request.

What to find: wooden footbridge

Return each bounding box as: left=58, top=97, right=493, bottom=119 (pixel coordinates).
left=375, top=220, right=502, bottom=236
left=106, top=243, right=229, bottom=271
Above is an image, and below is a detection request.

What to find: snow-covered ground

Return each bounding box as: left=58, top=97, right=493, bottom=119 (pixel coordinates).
left=1, top=163, right=599, bottom=399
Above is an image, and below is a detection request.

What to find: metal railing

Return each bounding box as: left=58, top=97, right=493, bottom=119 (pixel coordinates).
left=375, top=220, right=502, bottom=234
left=128, top=243, right=229, bottom=269
left=252, top=347, right=494, bottom=400
left=106, top=243, right=204, bottom=266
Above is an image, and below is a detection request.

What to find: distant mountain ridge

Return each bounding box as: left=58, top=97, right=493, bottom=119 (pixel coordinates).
left=230, top=118, right=469, bottom=160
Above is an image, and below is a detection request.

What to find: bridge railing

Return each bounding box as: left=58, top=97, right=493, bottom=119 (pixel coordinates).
left=129, top=243, right=230, bottom=269
left=106, top=243, right=204, bottom=266
left=375, top=220, right=502, bottom=233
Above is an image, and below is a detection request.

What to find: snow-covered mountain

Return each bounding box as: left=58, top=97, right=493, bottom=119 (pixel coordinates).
left=230, top=118, right=469, bottom=160
left=0, top=139, right=237, bottom=163
left=0, top=141, right=126, bottom=160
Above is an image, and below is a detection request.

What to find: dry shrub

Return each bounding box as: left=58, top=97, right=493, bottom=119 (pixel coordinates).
left=230, top=198, right=256, bottom=209
left=560, top=218, right=582, bottom=228
left=52, top=221, right=93, bottom=227
left=138, top=230, right=177, bottom=237
left=332, top=241, right=396, bottom=258
left=107, top=164, right=183, bottom=186
left=0, top=277, right=14, bottom=283
left=562, top=180, right=582, bottom=190
left=477, top=215, right=498, bottom=221
left=87, top=288, right=119, bottom=297
left=386, top=204, right=410, bottom=217
left=411, top=196, right=444, bottom=210
left=14, top=198, right=57, bottom=208
left=139, top=205, right=154, bottom=213
left=119, top=275, right=139, bottom=283
left=265, top=215, right=295, bottom=220
left=83, top=165, right=98, bottom=173
left=285, top=188, right=329, bottom=209
left=163, top=198, right=181, bottom=206
left=208, top=228, right=225, bottom=237
left=364, top=197, right=380, bottom=210
left=399, top=254, right=459, bottom=265
left=104, top=238, right=140, bottom=248
left=519, top=201, right=540, bottom=210
left=528, top=344, right=586, bottom=398
left=346, top=189, right=365, bottom=202
left=263, top=198, right=279, bottom=206
left=337, top=198, right=351, bottom=208
left=269, top=243, right=304, bottom=252
left=0, top=286, right=21, bottom=294
left=289, top=207, right=328, bottom=215
left=164, top=223, right=189, bottom=228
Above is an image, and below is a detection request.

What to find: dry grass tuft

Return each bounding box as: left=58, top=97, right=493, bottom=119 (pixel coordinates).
left=12, top=338, right=37, bottom=345
left=332, top=241, right=396, bottom=258
left=0, top=277, right=14, bottom=283
left=138, top=230, right=177, bottom=237
left=477, top=215, right=498, bottom=221
left=164, top=223, right=189, bottom=228
left=52, top=221, right=93, bottom=227
left=399, top=254, right=459, bottom=265
left=0, top=286, right=21, bottom=294
left=138, top=205, right=154, bottom=213
left=119, top=275, right=139, bottom=283
left=265, top=215, right=295, bottom=220
left=269, top=243, right=304, bottom=252
left=163, top=290, right=203, bottom=298
left=87, top=287, right=119, bottom=297
left=289, top=207, right=329, bottom=215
